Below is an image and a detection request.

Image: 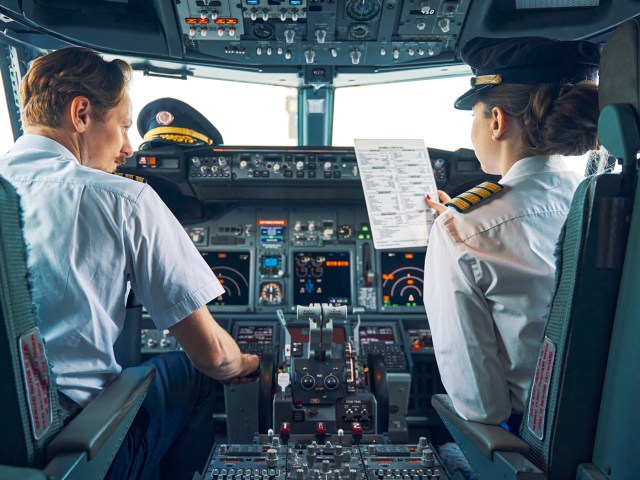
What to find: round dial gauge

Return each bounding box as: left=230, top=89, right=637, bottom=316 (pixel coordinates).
left=252, top=23, right=274, bottom=40
left=260, top=282, right=283, bottom=305
left=345, top=0, right=381, bottom=21
left=349, top=23, right=371, bottom=40
left=337, top=224, right=354, bottom=240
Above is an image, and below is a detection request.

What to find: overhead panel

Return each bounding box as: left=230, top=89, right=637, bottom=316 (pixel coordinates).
left=174, top=0, right=470, bottom=68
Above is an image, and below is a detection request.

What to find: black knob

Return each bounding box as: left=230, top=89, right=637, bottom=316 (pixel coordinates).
left=324, top=375, right=339, bottom=389
left=301, top=375, right=315, bottom=390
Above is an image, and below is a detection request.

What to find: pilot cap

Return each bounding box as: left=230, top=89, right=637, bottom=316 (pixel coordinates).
left=137, top=97, right=223, bottom=149
left=454, top=36, right=600, bottom=110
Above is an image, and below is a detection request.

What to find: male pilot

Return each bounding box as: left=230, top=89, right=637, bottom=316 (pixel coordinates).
left=0, top=46, right=259, bottom=479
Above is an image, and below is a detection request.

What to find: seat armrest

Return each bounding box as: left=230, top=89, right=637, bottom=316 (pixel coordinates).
left=46, top=366, right=155, bottom=461
left=431, top=394, right=530, bottom=460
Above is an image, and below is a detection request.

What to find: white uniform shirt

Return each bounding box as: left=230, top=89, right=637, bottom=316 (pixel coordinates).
left=424, top=155, right=582, bottom=424
left=0, top=135, right=224, bottom=406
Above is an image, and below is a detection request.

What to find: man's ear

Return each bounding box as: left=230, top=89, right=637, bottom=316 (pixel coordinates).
left=69, top=96, right=92, bottom=133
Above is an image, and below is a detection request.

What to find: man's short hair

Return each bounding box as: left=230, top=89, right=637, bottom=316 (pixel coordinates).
left=19, top=46, right=132, bottom=128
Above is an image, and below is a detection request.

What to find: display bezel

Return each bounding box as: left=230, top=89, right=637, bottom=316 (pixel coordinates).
left=200, top=248, right=255, bottom=312
left=289, top=248, right=356, bottom=311
left=376, top=249, right=427, bottom=313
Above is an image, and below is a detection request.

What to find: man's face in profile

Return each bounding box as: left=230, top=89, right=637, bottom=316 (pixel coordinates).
left=82, top=95, right=133, bottom=173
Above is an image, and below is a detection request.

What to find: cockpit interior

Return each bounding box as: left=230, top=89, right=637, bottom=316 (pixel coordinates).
left=0, top=1, right=639, bottom=479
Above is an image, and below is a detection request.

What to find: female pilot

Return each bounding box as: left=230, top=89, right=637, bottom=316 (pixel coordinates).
left=423, top=36, right=601, bottom=430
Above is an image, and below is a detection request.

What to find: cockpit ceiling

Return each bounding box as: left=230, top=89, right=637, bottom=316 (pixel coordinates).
left=0, top=0, right=638, bottom=85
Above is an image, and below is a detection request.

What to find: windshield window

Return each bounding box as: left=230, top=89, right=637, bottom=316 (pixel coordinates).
left=332, top=76, right=475, bottom=151
left=129, top=72, right=297, bottom=148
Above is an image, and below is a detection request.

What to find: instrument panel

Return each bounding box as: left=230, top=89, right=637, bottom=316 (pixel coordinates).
left=184, top=204, right=427, bottom=314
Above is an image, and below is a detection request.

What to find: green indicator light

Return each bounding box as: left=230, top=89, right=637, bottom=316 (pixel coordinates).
left=358, top=234, right=365, bottom=239
left=362, top=225, right=369, bottom=231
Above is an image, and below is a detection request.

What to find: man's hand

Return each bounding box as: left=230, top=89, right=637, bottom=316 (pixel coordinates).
left=426, top=190, right=452, bottom=215
left=223, top=353, right=261, bottom=385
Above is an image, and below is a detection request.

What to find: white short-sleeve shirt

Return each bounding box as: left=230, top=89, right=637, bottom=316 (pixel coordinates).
left=424, top=155, right=582, bottom=424
left=0, top=135, right=224, bottom=406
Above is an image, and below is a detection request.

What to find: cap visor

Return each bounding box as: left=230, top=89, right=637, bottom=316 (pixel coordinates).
left=454, top=84, right=495, bottom=110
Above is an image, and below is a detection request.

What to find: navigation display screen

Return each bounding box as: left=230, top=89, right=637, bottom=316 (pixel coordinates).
left=236, top=325, right=273, bottom=344
left=201, top=251, right=251, bottom=306
left=359, top=325, right=396, bottom=344
left=380, top=251, right=425, bottom=308
left=293, top=251, right=351, bottom=306
left=288, top=325, right=345, bottom=343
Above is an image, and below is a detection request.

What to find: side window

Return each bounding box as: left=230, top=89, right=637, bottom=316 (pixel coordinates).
left=0, top=78, right=16, bottom=152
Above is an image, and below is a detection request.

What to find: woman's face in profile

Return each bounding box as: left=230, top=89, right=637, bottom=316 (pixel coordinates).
left=470, top=101, right=500, bottom=175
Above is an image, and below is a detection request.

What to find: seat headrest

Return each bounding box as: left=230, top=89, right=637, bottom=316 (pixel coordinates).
left=599, top=18, right=640, bottom=120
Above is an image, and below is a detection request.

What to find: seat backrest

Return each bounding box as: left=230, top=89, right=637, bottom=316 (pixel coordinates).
left=518, top=18, right=640, bottom=480
left=0, top=175, right=64, bottom=469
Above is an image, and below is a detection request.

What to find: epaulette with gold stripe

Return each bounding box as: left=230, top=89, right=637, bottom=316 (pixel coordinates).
left=445, top=181, right=503, bottom=213
left=114, top=172, right=147, bottom=183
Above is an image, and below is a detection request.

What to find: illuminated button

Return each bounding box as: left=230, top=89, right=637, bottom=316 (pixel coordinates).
left=324, top=161, right=332, bottom=170
left=316, top=422, right=327, bottom=436
left=362, top=225, right=369, bottom=231
left=273, top=163, right=281, bottom=172
left=218, top=27, right=225, bottom=36
left=189, top=26, right=196, bottom=36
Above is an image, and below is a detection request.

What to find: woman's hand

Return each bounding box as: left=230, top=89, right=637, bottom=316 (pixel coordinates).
left=426, top=190, right=452, bottom=215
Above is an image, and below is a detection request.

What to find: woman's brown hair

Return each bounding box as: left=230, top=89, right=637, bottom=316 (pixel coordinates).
left=477, top=81, right=599, bottom=156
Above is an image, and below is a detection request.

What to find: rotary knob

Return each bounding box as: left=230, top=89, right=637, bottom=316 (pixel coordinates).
left=324, top=375, right=339, bottom=389
left=301, top=375, right=315, bottom=390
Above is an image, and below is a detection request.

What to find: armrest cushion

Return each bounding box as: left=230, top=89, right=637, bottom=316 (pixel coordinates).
left=46, top=366, right=155, bottom=461
left=431, top=394, right=530, bottom=460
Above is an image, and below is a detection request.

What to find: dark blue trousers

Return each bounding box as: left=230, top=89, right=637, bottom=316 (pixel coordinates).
left=106, top=351, right=217, bottom=480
